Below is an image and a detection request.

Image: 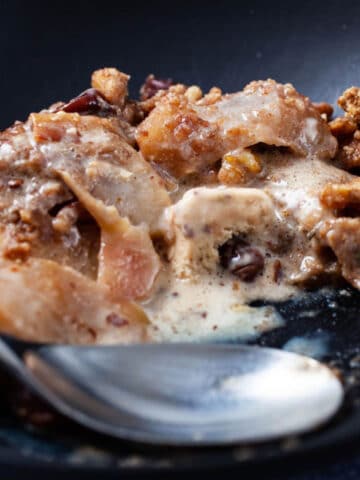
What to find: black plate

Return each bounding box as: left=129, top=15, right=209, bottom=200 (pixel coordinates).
left=1, top=0, right=360, bottom=477
left=0, top=286, right=360, bottom=478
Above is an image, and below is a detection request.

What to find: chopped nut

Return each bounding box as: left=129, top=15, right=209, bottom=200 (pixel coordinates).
left=7, top=209, right=20, bottom=223
left=197, top=87, right=222, bottom=106
left=218, top=159, right=245, bottom=184
left=91, top=68, right=129, bottom=107
left=48, top=101, right=65, bottom=112
left=338, top=86, right=360, bottom=123
left=52, top=202, right=80, bottom=234
left=338, top=137, right=360, bottom=169
left=3, top=241, right=31, bottom=261
left=329, top=117, right=357, bottom=138
left=313, top=102, right=334, bottom=120
left=320, top=180, right=360, bottom=211
left=218, top=148, right=261, bottom=185
left=39, top=181, right=65, bottom=197
left=318, top=217, right=360, bottom=289
left=185, top=86, right=203, bottom=103
left=19, top=209, right=33, bottom=224
left=121, top=99, right=145, bottom=125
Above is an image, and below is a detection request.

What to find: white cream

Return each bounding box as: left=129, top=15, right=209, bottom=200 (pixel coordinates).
left=144, top=272, right=285, bottom=342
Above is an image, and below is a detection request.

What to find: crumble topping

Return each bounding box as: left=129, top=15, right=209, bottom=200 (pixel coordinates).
left=0, top=67, right=359, bottom=344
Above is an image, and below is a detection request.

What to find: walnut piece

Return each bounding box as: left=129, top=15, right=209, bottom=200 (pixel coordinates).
left=218, top=148, right=262, bottom=185
left=329, top=117, right=357, bottom=138
left=320, top=179, right=360, bottom=211
left=338, top=135, right=360, bottom=170
left=313, top=102, right=333, bottom=120
left=338, top=86, right=360, bottom=123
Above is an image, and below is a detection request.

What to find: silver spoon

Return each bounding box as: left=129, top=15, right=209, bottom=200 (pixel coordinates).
left=0, top=337, right=343, bottom=446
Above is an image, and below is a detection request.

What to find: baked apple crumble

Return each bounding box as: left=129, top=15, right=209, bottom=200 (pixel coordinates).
left=0, top=68, right=359, bottom=344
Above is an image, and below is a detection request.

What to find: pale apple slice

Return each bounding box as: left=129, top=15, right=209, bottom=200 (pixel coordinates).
left=58, top=171, right=161, bottom=301
left=0, top=258, right=148, bottom=344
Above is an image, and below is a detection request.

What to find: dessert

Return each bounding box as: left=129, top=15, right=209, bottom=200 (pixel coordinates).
left=0, top=68, right=359, bottom=344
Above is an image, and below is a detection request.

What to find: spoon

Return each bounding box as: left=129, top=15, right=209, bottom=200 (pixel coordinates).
left=0, top=336, right=343, bottom=446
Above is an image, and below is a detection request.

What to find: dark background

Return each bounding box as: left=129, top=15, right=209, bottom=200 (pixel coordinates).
left=1, top=0, right=360, bottom=478
left=1, top=0, right=360, bottom=130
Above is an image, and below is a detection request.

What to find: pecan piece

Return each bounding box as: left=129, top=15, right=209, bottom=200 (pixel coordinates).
left=218, top=148, right=262, bottom=185
left=7, top=178, right=23, bottom=189
left=329, top=117, right=357, bottom=138
left=313, top=102, right=333, bottom=120
left=320, top=180, right=360, bottom=212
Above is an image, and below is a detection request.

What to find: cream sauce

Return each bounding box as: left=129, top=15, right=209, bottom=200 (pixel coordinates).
left=144, top=271, right=287, bottom=342
left=143, top=153, right=355, bottom=343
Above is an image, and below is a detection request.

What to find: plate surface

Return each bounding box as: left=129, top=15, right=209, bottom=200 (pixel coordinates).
left=0, top=286, right=360, bottom=477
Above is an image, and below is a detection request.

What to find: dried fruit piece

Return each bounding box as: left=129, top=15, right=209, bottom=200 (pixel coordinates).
left=319, top=218, right=360, bottom=289
left=140, top=74, right=173, bottom=101
left=7, top=178, right=23, bottom=189
left=218, top=236, right=264, bottom=281
left=62, top=88, right=116, bottom=116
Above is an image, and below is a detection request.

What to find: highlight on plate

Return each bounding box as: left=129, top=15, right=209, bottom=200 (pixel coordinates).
left=0, top=68, right=359, bottom=344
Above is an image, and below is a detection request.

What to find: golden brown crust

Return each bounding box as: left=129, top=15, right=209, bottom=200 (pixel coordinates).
left=136, top=89, right=221, bottom=178
left=136, top=79, right=337, bottom=183
left=1, top=68, right=360, bottom=345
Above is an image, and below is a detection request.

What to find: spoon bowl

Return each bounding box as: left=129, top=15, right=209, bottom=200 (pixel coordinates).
left=0, top=338, right=343, bottom=446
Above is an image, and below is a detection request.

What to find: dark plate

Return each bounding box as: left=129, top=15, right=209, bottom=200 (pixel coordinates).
left=0, top=286, right=360, bottom=478
left=1, top=0, right=360, bottom=478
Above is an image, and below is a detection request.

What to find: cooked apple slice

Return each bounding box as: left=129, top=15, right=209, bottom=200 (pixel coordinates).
left=59, top=171, right=161, bottom=301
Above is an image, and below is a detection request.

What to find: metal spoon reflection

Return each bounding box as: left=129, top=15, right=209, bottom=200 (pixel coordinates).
left=0, top=337, right=343, bottom=446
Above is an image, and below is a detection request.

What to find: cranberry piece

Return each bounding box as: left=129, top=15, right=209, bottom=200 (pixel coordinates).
left=218, top=235, right=264, bottom=282
left=62, top=88, right=116, bottom=116
left=106, top=313, right=129, bottom=328
left=140, top=74, right=173, bottom=100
